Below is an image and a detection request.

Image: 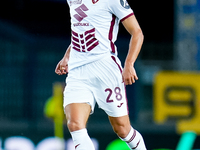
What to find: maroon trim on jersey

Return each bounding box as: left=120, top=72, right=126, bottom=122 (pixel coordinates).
left=88, top=41, right=99, bottom=51
left=72, top=36, right=79, bottom=43
left=85, top=28, right=95, bottom=35
left=81, top=40, right=84, bottom=44
left=86, top=38, right=96, bottom=46
left=73, top=46, right=81, bottom=52
left=111, top=56, right=122, bottom=73
left=72, top=41, right=80, bottom=48
left=108, top=15, right=116, bottom=53
left=85, top=34, right=93, bottom=41
left=121, top=13, right=134, bottom=22
left=71, top=28, right=99, bottom=52
left=72, top=30, right=78, bottom=37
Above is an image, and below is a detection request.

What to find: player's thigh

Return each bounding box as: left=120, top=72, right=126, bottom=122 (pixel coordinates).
left=63, top=79, right=94, bottom=131
left=65, top=103, right=91, bottom=132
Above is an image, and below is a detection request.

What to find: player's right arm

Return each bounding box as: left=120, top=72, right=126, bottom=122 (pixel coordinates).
left=55, top=45, right=71, bottom=75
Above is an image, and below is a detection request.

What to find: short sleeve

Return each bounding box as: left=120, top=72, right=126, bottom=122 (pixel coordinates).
left=108, top=0, right=134, bottom=22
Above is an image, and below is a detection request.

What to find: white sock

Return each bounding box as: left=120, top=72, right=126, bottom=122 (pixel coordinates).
left=120, top=127, right=147, bottom=150
left=70, top=128, right=95, bottom=150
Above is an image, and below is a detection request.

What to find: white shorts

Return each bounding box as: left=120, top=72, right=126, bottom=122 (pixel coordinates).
left=63, top=55, right=129, bottom=117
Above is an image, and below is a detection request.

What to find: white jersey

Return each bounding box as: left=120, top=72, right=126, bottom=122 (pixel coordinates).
left=67, top=0, right=134, bottom=71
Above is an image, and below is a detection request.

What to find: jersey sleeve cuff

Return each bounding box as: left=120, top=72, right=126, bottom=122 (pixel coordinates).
left=120, top=13, right=134, bottom=22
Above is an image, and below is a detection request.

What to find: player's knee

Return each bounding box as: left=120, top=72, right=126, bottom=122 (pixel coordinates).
left=67, top=120, right=85, bottom=132
left=113, top=125, right=129, bottom=138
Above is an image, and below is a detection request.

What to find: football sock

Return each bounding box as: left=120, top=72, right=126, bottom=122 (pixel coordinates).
left=70, top=128, right=95, bottom=150
left=120, top=127, right=147, bottom=150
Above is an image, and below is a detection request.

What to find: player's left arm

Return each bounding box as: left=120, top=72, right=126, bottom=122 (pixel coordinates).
left=122, top=15, right=144, bottom=85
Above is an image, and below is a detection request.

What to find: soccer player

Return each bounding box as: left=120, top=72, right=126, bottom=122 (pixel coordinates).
left=55, top=0, right=146, bottom=149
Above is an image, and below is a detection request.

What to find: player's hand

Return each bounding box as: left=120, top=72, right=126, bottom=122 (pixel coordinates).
left=55, top=58, right=69, bottom=75
left=122, top=64, right=138, bottom=85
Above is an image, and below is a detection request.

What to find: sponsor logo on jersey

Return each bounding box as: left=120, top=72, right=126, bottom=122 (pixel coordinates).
left=73, top=23, right=89, bottom=27
left=92, top=0, right=99, bottom=4
left=74, top=4, right=88, bottom=22
left=69, top=0, right=82, bottom=6
left=75, top=144, right=80, bottom=148
left=120, top=0, right=130, bottom=9
left=117, top=103, right=124, bottom=108
left=73, top=4, right=89, bottom=26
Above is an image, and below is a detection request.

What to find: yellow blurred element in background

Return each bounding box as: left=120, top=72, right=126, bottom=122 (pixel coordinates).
left=44, top=82, right=65, bottom=138
left=154, top=72, right=200, bottom=134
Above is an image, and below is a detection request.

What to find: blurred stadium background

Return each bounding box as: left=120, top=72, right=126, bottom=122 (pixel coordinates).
left=0, top=0, right=200, bottom=149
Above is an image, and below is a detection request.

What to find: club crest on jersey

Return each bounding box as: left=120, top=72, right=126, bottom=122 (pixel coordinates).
left=92, top=0, right=99, bottom=4
left=69, top=0, right=82, bottom=6
left=120, top=0, right=130, bottom=9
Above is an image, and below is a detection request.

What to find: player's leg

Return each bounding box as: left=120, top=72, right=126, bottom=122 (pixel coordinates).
left=65, top=103, right=95, bottom=150
left=65, top=103, right=91, bottom=132
left=62, top=59, right=98, bottom=149
left=108, top=115, right=131, bottom=138
left=89, top=55, right=146, bottom=149
left=109, top=115, right=146, bottom=150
